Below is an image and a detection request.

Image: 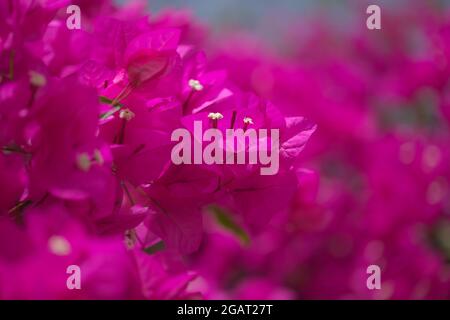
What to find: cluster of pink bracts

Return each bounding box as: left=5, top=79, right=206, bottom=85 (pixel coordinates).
left=0, top=0, right=449, bottom=299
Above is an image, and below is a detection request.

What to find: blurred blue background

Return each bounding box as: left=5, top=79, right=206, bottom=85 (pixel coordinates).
left=113, top=0, right=450, bottom=39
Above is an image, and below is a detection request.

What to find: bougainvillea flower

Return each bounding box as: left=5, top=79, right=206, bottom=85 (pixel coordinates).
left=1, top=0, right=449, bottom=301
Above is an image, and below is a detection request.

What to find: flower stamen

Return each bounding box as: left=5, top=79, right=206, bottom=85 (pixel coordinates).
left=208, top=112, right=223, bottom=128
left=188, top=79, right=204, bottom=91
left=48, top=235, right=71, bottom=256
left=243, top=116, right=253, bottom=131
left=119, top=108, right=135, bottom=121
left=29, top=70, right=46, bottom=87
left=77, top=152, right=91, bottom=172
left=93, top=149, right=104, bottom=165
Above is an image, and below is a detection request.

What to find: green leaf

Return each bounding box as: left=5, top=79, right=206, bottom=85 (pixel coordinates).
left=430, top=220, right=450, bottom=263
left=143, top=240, right=166, bottom=255
left=207, top=204, right=250, bottom=245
